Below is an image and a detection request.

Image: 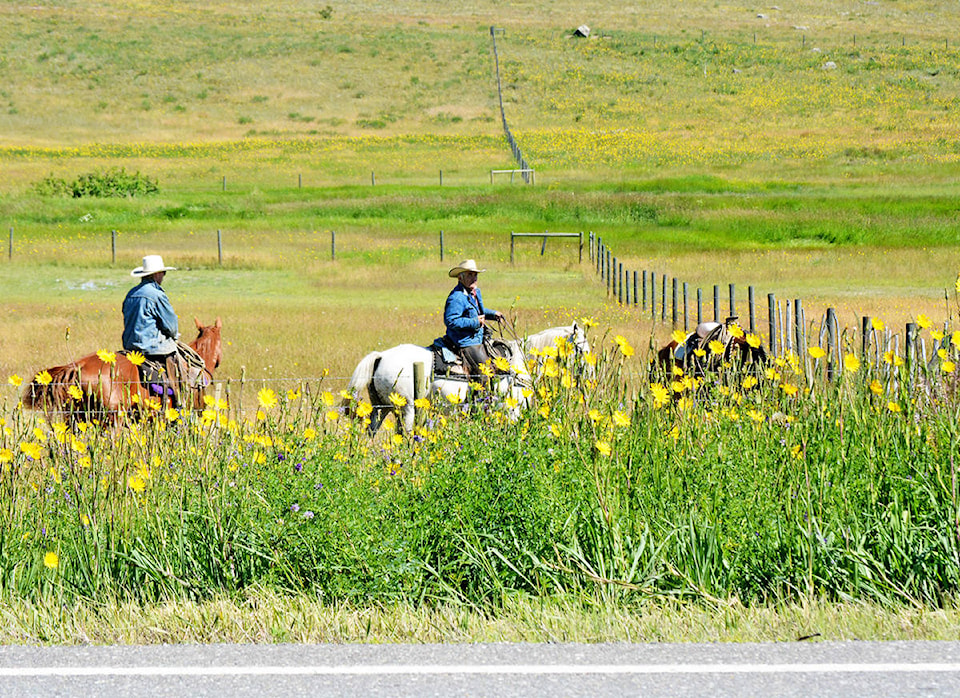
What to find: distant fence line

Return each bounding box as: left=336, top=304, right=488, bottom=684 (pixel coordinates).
left=588, top=233, right=948, bottom=378
left=490, top=26, right=533, bottom=185
left=5, top=224, right=950, bottom=378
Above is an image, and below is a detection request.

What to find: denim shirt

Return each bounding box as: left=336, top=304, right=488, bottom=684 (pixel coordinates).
left=444, top=283, right=497, bottom=348
left=121, top=279, right=179, bottom=355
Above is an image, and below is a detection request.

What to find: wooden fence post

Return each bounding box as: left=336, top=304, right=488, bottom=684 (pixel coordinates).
left=633, top=271, right=638, bottom=307
left=439, top=230, right=444, bottom=261
left=618, top=262, right=624, bottom=305
left=111, top=230, right=116, bottom=264
left=612, top=256, right=618, bottom=297
left=713, top=285, right=720, bottom=323
left=767, top=293, right=777, bottom=358
left=217, top=229, right=223, bottom=265
left=861, top=316, right=872, bottom=359
left=660, top=275, right=666, bottom=321
left=794, top=299, right=805, bottom=355
left=331, top=230, right=336, bottom=261
left=784, top=300, right=793, bottom=353
left=728, top=283, right=736, bottom=319
left=748, top=286, right=756, bottom=334
left=672, top=278, right=678, bottom=327
left=905, top=322, right=919, bottom=375
left=7, top=227, right=11, bottom=260
left=697, top=288, right=703, bottom=325
left=683, top=281, right=689, bottom=331
left=650, top=273, right=657, bottom=319
left=826, top=307, right=838, bottom=382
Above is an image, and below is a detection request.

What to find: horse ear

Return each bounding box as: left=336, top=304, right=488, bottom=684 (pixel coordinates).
left=215, top=316, right=222, bottom=329
left=194, top=317, right=202, bottom=330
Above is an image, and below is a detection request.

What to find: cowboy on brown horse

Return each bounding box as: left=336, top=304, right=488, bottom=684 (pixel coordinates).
left=122, top=254, right=187, bottom=406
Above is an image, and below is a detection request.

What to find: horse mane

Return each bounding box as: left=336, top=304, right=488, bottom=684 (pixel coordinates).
left=21, top=364, right=79, bottom=411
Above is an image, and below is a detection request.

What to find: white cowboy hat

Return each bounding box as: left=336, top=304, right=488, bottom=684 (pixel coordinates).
left=448, top=259, right=486, bottom=278
left=131, top=254, right=176, bottom=278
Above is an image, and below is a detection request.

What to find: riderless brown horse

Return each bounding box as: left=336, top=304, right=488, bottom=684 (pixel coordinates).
left=22, top=317, right=222, bottom=421
left=654, top=318, right=767, bottom=380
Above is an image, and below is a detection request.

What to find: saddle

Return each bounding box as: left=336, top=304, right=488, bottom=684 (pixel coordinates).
left=674, top=318, right=737, bottom=362
left=427, top=336, right=514, bottom=382
left=428, top=337, right=469, bottom=380
left=121, top=342, right=209, bottom=399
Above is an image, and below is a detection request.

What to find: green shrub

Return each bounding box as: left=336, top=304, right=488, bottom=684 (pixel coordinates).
left=33, top=168, right=158, bottom=198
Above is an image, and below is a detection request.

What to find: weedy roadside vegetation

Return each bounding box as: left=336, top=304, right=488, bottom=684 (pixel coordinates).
left=4, top=310, right=960, bottom=641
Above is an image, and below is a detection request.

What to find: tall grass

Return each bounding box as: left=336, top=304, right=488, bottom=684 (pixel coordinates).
left=4, top=320, right=960, bottom=612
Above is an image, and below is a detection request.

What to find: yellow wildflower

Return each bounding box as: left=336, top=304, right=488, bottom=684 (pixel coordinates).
left=20, top=442, right=42, bottom=460
left=650, top=383, right=670, bottom=407
left=844, top=354, right=861, bottom=373
left=257, top=388, right=278, bottom=410
left=127, top=351, right=145, bottom=366
left=869, top=380, right=884, bottom=395
left=35, top=371, right=52, bottom=386
left=43, top=552, right=59, bottom=569
left=96, top=350, right=116, bottom=364
left=594, top=440, right=611, bottom=457
left=8, top=374, right=22, bottom=387
left=808, top=347, right=826, bottom=359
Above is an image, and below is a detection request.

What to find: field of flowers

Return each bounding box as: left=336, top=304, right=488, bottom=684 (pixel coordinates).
left=2, top=0, right=960, bottom=638
left=4, top=311, right=960, bottom=612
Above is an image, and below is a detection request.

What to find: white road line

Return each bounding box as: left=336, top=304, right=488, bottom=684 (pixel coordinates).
left=2, top=663, right=960, bottom=677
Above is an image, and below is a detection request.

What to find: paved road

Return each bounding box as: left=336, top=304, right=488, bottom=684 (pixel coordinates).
left=2, top=641, right=960, bottom=697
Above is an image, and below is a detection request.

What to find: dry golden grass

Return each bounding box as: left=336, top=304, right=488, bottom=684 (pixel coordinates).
left=4, top=591, right=960, bottom=644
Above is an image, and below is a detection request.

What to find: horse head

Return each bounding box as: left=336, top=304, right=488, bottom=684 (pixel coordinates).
left=192, top=316, right=223, bottom=372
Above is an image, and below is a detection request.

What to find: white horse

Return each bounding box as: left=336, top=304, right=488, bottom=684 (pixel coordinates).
left=519, top=323, right=591, bottom=357
left=345, top=340, right=531, bottom=434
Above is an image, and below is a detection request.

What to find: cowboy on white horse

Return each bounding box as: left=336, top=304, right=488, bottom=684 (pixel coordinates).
left=443, top=259, right=504, bottom=379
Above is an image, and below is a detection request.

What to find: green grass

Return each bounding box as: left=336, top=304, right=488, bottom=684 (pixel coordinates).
left=3, top=0, right=960, bottom=641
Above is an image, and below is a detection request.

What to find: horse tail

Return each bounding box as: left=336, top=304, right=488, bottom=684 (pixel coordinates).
left=22, top=364, right=77, bottom=411
left=344, top=351, right=382, bottom=405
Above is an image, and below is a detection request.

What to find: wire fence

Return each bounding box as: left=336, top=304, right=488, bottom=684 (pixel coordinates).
left=490, top=26, right=533, bottom=184
left=589, top=232, right=953, bottom=382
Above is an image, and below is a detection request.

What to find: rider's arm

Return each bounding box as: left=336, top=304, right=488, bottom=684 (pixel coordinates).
left=153, top=293, right=180, bottom=340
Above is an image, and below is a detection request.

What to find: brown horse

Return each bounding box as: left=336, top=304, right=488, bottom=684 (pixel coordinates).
left=23, top=317, right=223, bottom=421
left=653, top=320, right=767, bottom=381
